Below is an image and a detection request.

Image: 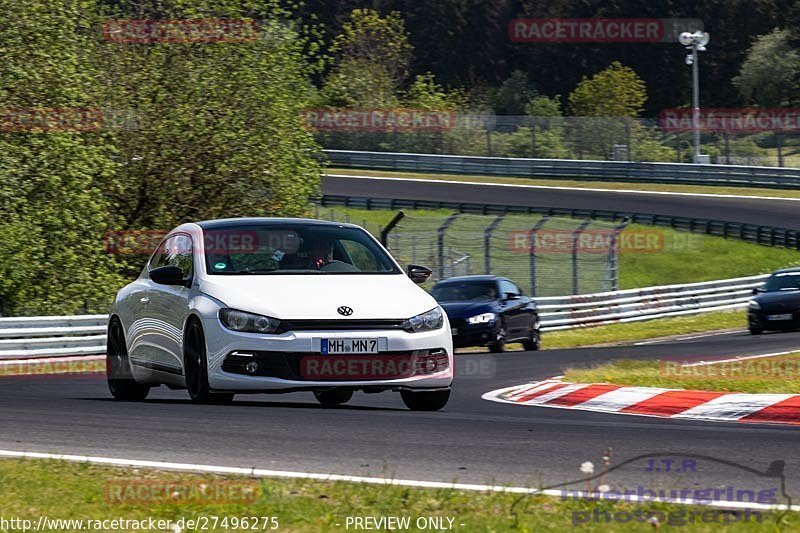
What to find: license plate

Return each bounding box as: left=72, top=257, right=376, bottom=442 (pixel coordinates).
left=767, top=314, right=793, bottom=321
left=321, top=338, right=379, bottom=354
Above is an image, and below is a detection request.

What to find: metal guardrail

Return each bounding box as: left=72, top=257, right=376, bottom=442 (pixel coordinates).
left=0, top=275, right=767, bottom=358
left=324, top=149, right=800, bottom=190
left=537, top=274, right=767, bottom=331
left=0, top=315, right=108, bottom=359
left=319, top=195, right=800, bottom=250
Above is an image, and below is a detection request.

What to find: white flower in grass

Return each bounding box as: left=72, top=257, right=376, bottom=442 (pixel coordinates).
left=580, top=461, right=594, bottom=475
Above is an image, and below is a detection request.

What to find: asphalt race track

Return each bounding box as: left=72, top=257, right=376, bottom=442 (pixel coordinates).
left=2, top=330, right=799, bottom=491
left=2, top=175, right=800, bottom=499
left=322, top=174, right=800, bottom=230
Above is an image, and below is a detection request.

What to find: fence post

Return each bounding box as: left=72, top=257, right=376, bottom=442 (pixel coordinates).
left=606, top=217, right=631, bottom=292
left=572, top=219, right=592, bottom=295
left=437, top=214, right=460, bottom=280
left=529, top=216, right=551, bottom=297
left=483, top=215, right=505, bottom=274
left=380, top=211, right=406, bottom=247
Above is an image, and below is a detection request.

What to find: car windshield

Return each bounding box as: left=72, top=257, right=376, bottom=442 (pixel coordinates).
left=764, top=272, right=800, bottom=292
left=432, top=282, right=498, bottom=302
left=203, top=223, right=400, bottom=275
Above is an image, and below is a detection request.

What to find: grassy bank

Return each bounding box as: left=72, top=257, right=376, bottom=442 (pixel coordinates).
left=0, top=458, right=794, bottom=532
left=316, top=205, right=800, bottom=290
left=563, top=352, right=800, bottom=394
left=541, top=311, right=745, bottom=349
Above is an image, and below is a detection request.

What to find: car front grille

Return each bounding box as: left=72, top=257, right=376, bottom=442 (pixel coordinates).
left=222, top=349, right=448, bottom=381
left=275, top=319, right=406, bottom=333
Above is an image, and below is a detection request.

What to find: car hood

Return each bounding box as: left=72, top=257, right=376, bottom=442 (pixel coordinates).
left=439, top=301, right=496, bottom=318
left=754, top=291, right=800, bottom=309
left=200, top=274, right=438, bottom=320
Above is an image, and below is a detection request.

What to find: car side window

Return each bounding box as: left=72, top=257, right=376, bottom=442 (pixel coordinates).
left=150, top=234, right=193, bottom=281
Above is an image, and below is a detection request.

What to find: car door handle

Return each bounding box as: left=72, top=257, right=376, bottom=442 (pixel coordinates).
left=140, top=297, right=150, bottom=304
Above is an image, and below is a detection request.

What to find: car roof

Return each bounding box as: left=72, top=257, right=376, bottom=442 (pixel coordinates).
left=195, top=217, right=359, bottom=230
left=435, top=275, right=503, bottom=285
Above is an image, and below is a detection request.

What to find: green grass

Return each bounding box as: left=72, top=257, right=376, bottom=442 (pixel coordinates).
left=312, top=205, right=800, bottom=291
left=542, top=311, right=745, bottom=349
left=563, top=352, right=800, bottom=394
left=1, top=458, right=795, bottom=532
left=328, top=167, right=800, bottom=199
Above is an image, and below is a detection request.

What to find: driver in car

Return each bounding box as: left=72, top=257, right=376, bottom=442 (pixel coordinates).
left=306, top=237, right=360, bottom=272
left=308, top=238, right=335, bottom=270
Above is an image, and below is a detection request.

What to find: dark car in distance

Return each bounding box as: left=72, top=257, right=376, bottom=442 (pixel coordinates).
left=431, top=275, right=540, bottom=352
left=748, top=268, right=800, bottom=334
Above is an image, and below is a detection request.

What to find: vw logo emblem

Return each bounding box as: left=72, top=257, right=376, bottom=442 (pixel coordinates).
left=337, top=306, right=353, bottom=316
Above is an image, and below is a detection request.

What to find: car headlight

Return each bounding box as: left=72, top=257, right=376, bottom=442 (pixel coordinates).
left=403, top=307, right=444, bottom=333
left=219, top=308, right=280, bottom=333
left=467, top=312, right=497, bottom=325
left=748, top=300, right=761, bottom=310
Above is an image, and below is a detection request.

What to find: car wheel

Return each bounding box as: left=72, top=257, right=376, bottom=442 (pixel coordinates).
left=488, top=324, right=506, bottom=353
left=106, top=319, right=150, bottom=401
left=400, top=389, right=450, bottom=411
left=184, top=320, right=234, bottom=404
left=522, top=318, right=541, bottom=351
left=749, top=326, right=764, bottom=335
left=314, top=389, right=353, bottom=406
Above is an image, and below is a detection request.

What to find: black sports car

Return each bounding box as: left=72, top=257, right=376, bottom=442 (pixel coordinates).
left=748, top=268, right=800, bottom=334
left=431, top=275, right=540, bottom=352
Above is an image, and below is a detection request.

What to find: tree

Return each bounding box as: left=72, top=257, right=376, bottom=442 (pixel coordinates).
left=0, top=0, right=122, bottom=315
left=490, top=70, right=538, bottom=115
left=568, top=62, right=648, bottom=117
left=0, top=0, right=324, bottom=314
left=319, top=9, right=412, bottom=107
left=733, top=29, right=800, bottom=107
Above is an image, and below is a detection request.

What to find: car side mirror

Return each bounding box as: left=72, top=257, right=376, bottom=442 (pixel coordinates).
left=407, top=264, right=432, bottom=284
left=753, top=287, right=765, bottom=295
left=150, top=265, right=187, bottom=286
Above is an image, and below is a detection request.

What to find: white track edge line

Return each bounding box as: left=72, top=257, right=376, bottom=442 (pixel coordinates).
left=0, top=449, right=796, bottom=513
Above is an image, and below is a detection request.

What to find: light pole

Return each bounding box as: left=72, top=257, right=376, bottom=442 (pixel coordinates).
left=679, top=31, right=710, bottom=164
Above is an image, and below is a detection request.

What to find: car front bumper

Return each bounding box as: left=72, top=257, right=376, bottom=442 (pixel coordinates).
left=202, top=318, right=454, bottom=392
left=749, top=310, right=800, bottom=331
left=449, top=320, right=499, bottom=348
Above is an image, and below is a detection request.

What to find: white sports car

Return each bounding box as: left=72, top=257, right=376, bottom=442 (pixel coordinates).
left=107, top=218, right=453, bottom=410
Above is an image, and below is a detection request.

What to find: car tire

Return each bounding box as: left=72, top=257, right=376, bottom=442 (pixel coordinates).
left=400, top=389, right=450, bottom=411
left=488, top=324, right=506, bottom=353
left=106, top=319, right=150, bottom=401
left=314, top=389, right=353, bottom=406
left=184, top=319, right=234, bottom=404
left=749, top=326, right=764, bottom=335
left=522, top=318, right=541, bottom=351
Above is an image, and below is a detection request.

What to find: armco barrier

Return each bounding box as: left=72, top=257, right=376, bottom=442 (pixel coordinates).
left=0, top=275, right=767, bottom=359
left=0, top=315, right=107, bottom=359
left=324, top=149, right=800, bottom=190
left=536, top=274, right=767, bottom=331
